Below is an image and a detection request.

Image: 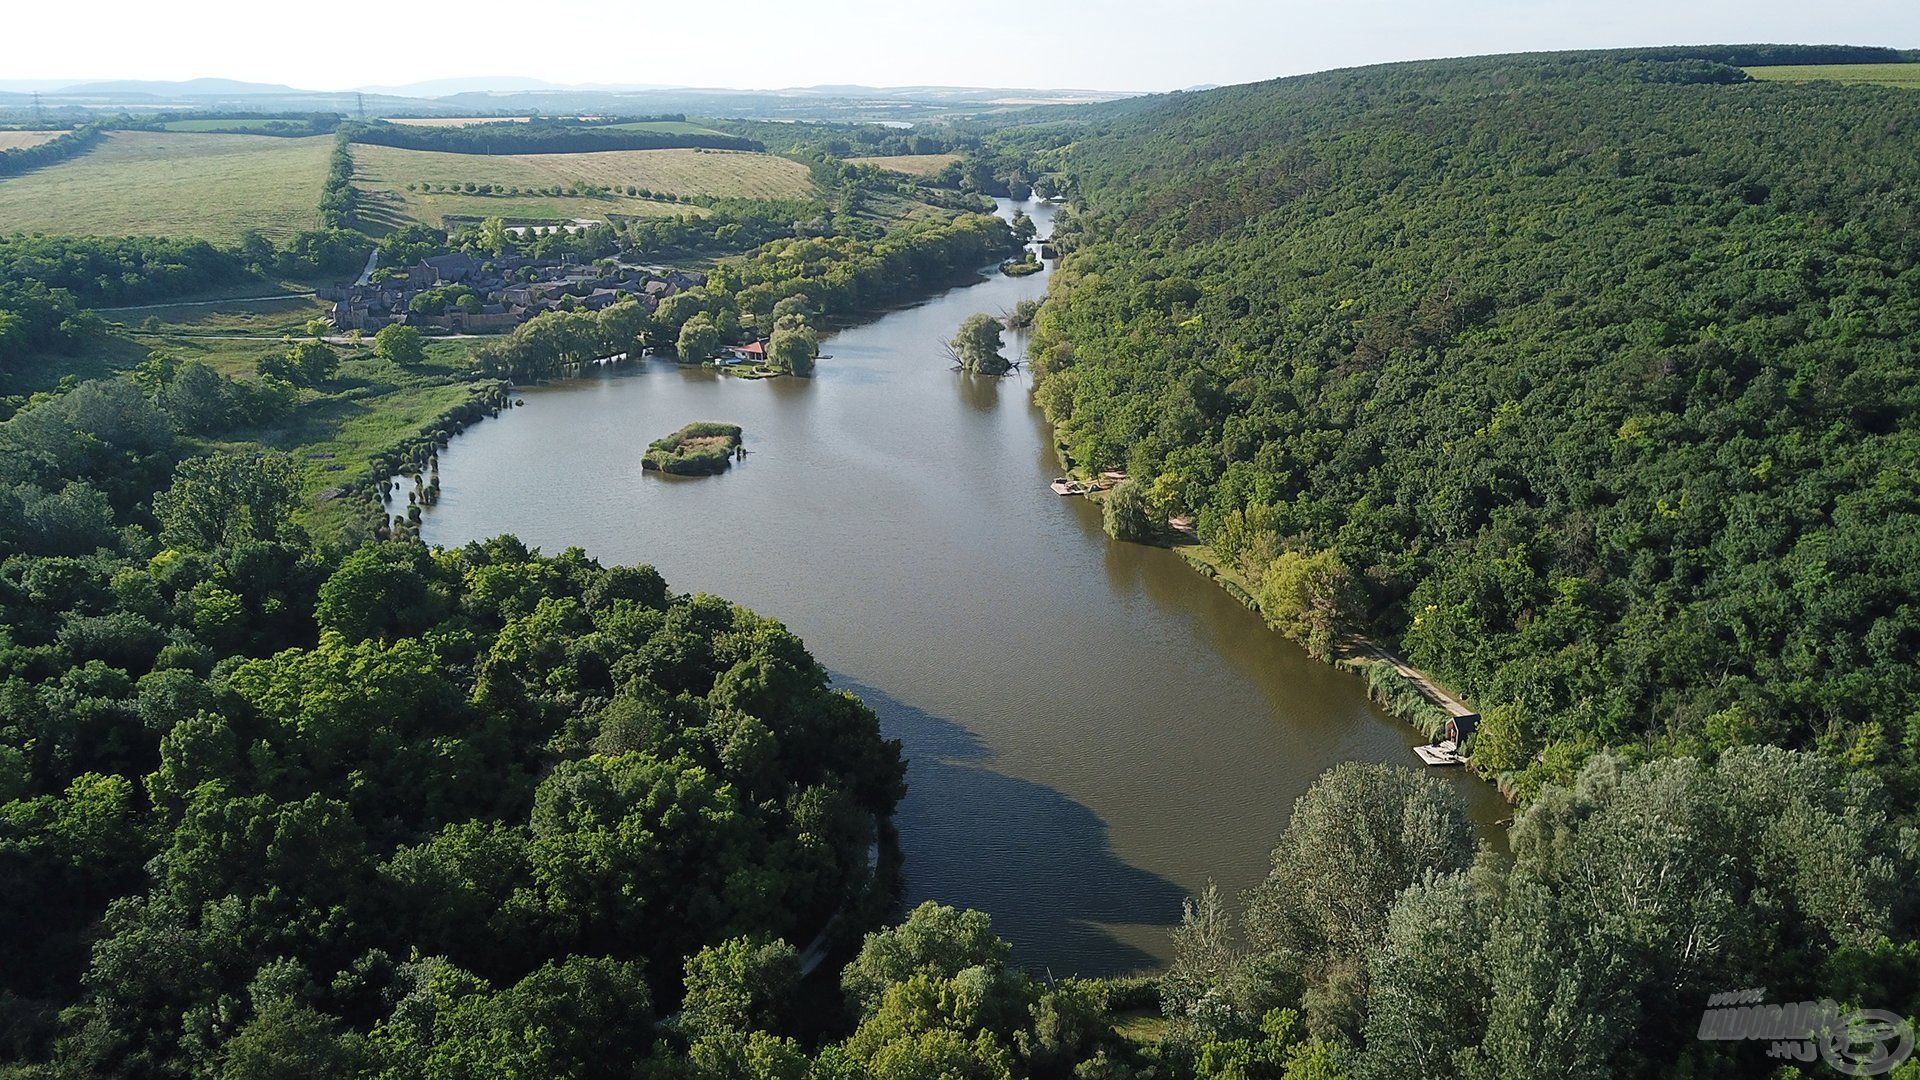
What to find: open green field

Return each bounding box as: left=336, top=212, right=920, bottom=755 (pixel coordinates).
left=847, top=153, right=962, bottom=175
left=351, top=143, right=812, bottom=229
left=386, top=116, right=533, bottom=127
left=0, top=130, right=65, bottom=150
left=3, top=296, right=331, bottom=395
left=0, top=131, right=333, bottom=240
left=158, top=118, right=304, bottom=132
left=1746, top=63, right=1920, bottom=88
left=601, top=119, right=730, bottom=136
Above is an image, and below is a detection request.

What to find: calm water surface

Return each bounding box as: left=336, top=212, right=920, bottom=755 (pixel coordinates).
left=420, top=199, right=1507, bottom=974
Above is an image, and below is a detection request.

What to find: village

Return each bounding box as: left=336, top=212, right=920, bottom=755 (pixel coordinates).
left=321, top=250, right=708, bottom=335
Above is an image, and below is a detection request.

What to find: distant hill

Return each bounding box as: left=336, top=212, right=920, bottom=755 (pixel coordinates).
left=782, top=84, right=1130, bottom=103
left=356, top=76, right=685, bottom=97
left=54, top=77, right=311, bottom=98
left=0, top=76, right=1126, bottom=125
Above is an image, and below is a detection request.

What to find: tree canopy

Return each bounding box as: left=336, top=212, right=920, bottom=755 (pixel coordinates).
left=952, top=312, right=1011, bottom=375
left=0, top=375, right=905, bottom=1072
left=1016, top=50, right=1920, bottom=800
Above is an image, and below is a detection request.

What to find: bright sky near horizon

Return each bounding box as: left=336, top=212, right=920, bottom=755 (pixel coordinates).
left=8, top=0, right=1917, bottom=93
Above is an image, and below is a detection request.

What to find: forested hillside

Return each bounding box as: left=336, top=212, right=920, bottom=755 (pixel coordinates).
left=1019, top=49, right=1920, bottom=800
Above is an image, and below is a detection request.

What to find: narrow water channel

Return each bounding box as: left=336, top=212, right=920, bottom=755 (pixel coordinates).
left=419, top=198, right=1508, bottom=975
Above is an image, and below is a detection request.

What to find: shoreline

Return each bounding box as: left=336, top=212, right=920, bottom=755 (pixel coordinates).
left=1048, top=438, right=1516, bottom=804
left=1172, top=541, right=1514, bottom=802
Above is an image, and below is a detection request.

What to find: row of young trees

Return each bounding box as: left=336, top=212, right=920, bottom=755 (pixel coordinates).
left=0, top=125, right=100, bottom=178
left=319, top=133, right=355, bottom=229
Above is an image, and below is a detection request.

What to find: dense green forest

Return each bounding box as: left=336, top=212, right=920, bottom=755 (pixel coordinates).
left=1018, top=49, right=1920, bottom=804
left=0, top=372, right=907, bottom=1073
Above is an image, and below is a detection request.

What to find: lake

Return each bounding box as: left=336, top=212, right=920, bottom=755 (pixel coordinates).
left=418, top=198, right=1508, bottom=974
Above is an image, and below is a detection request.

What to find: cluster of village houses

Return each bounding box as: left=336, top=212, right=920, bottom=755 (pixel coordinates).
left=322, top=251, right=708, bottom=334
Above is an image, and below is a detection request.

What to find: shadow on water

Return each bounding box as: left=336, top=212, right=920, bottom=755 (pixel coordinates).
left=956, top=371, right=1004, bottom=414
left=837, top=675, right=1187, bottom=976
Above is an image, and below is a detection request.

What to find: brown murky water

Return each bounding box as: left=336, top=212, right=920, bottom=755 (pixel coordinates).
left=420, top=199, right=1507, bottom=974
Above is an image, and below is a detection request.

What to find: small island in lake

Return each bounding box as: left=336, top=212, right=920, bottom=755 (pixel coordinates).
left=642, top=422, right=745, bottom=475
left=1000, top=251, right=1043, bottom=277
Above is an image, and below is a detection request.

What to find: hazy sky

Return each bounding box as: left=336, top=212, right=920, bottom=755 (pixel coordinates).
left=9, top=0, right=1917, bottom=92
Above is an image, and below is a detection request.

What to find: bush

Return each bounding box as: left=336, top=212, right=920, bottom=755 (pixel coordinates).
left=1253, top=547, right=1353, bottom=662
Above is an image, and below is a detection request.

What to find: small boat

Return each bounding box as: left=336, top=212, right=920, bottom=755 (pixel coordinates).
left=1050, top=478, right=1076, bottom=495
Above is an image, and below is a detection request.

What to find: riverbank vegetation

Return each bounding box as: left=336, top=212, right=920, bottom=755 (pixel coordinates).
left=1015, top=47, right=1920, bottom=807
left=767, top=322, right=818, bottom=377
left=1152, top=751, right=1919, bottom=1078
left=472, top=212, right=1016, bottom=382
left=643, top=421, right=743, bottom=475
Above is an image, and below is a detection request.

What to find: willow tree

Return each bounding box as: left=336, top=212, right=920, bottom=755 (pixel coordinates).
left=949, top=313, right=1010, bottom=375
left=768, top=326, right=817, bottom=376
left=677, top=313, right=722, bottom=363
